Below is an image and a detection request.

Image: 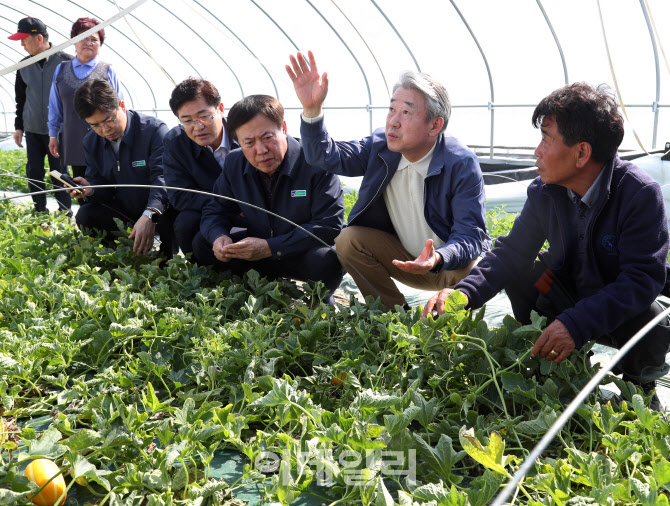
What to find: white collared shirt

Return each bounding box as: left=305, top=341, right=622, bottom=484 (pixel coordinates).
left=207, top=123, right=232, bottom=169
left=383, top=143, right=444, bottom=257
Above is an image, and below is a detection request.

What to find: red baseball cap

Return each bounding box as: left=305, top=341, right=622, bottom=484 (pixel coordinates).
left=8, top=17, right=47, bottom=41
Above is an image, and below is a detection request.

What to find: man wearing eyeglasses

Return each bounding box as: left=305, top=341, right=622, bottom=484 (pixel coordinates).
left=68, top=79, right=176, bottom=258
left=193, top=94, right=345, bottom=302
left=163, top=78, right=239, bottom=257
left=9, top=17, right=74, bottom=215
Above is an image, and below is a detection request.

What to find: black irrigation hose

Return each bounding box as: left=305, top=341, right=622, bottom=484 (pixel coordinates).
left=0, top=182, right=385, bottom=303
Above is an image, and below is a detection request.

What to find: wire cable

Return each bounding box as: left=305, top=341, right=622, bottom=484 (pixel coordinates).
left=596, top=0, right=648, bottom=154
left=0, top=167, right=139, bottom=223
left=0, top=183, right=386, bottom=304
left=0, top=0, right=149, bottom=78
left=111, top=0, right=175, bottom=87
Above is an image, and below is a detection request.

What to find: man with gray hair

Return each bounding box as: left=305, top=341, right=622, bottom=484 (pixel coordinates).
left=287, top=51, right=490, bottom=310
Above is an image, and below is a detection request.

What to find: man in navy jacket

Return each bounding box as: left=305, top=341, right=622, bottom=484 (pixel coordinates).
left=163, top=78, right=238, bottom=256
left=287, top=51, right=490, bottom=310
left=70, top=79, right=176, bottom=257
left=193, top=94, right=344, bottom=299
left=424, top=83, right=670, bottom=410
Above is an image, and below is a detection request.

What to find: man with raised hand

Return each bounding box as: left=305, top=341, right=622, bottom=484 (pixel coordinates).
left=163, top=78, right=238, bottom=256
left=193, top=94, right=344, bottom=302
left=286, top=51, right=490, bottom=311
left=423, top=83, right=670, bottom=411
left=70, top=79, right=176, bottom=258
left=10, top=16, right=74, bottom=214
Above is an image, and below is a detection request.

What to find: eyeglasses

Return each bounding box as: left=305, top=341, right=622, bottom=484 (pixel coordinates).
left=88, top=112, right=118, bottom=130
left=180, top=112, right=217, bottom=129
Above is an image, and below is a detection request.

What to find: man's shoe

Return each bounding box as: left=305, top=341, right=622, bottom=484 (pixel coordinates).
left=624, top=375, right=664, bottom=412
left=639, top=381, right=664, bottom=412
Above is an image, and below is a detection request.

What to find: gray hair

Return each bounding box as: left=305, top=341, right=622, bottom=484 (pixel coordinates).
left=392, top=71, right=450, bottom=133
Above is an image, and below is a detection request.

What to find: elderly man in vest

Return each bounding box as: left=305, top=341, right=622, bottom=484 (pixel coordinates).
left=10, top=17, right=74, bottom=214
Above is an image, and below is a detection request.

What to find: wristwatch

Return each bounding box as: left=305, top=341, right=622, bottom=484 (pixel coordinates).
left=142, top=207, right=161, bottom=224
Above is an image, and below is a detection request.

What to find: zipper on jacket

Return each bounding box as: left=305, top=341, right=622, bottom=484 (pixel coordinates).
left=351, top=154, right=391, bottom=223
left=585, top=191, right=610, bottom=284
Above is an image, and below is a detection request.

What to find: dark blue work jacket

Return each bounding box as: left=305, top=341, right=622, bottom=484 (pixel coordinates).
left=300, top=118, right=491, bottom=271
left=457, top=156, right=670, bottom=347
left=83, top=109, right=168, bottom=220
left=162, top=119, right=238, bottom=212
left=201, top=135, right=344, bottom=259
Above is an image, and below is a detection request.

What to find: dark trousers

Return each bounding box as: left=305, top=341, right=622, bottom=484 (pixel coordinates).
left=192, top=231, right=345, bottom=293
left=504, top=260, right=670, bottom=382
left=76, top=201, right=178, bottom=257
left=173, top=209, right=202, bottom=256
left=25, top=132, right=71, bottom=213
left=70, top=165, right=87, bottom=179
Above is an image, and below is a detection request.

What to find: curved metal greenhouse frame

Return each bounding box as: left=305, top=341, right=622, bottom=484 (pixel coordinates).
left=1, top=0, right=669, bottom=154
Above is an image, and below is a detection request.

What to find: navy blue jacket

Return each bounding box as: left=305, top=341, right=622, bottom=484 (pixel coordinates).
left=456, top=156, right=670, bottom=347
left=83, top=109, right=169, bottom=219
left=163, top=120, right=237, bottom=212
left=201, top=135, right=344, bottom=259
left=300, top=118, right=491, bottom=271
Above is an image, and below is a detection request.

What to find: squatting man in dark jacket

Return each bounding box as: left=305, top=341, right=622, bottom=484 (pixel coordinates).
left=286, top=51, right=490, bottom=311
left=68, top=79, right=176, bottom=258
left=192, top=94, right=345, bottom=303
left=163, top=78, right=238, bottom=256
left=423, top=82, right=670, bottom=411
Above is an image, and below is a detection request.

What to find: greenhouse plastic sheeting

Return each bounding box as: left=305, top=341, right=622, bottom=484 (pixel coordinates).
left=2, top=0, right=670, bottom=155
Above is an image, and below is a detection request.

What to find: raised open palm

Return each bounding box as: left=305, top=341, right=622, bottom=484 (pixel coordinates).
left=286, top=50, right=329, bottom=117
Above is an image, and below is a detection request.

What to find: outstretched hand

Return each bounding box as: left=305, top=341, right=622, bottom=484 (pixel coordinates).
left=285, top=50, right=328, bottom=118
left=393, top=239, right=441, bottom=275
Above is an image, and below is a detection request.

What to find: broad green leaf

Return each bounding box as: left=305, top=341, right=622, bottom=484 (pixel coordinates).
left=413, top=433, right=464, bottom=484
left=384, top=406, right=420, bottom=436
left=142, top=382, right=169, bottom=413
left=630, top=477, right=656, bottom=506
left=652, top=459, right=670, bottom=488
left=0, top=489, right=30, bottom=504
left=515, top=406, right=559, bottom=436
left=397, top=490, right=413, bottom=506
left=632, top=394, right=658, bottom=429
left=70, top=323, right=98, bottom=340
left=188, top=478, right=231, bottom=498
left=410, top=390, right=439, bottom=428
left=466, top=470, right=505, bottom=506
left=413, top=482, right=466, bottom=506
left=27, top=426, right=66, bottom=459
left=164, top=440, right=188, bottom=467
left=443, top=290, right=468, bottom=314
left=0, top=354, right=18, bottom=371
left=375, top=477, right=394, bottom=506
left=459, top=427, right=509, bottom=477
left=501, top=372, right=537, bottom=398
left=353, top=389, right=401, bottom=411
left=63, top=429, right=102, bottom=452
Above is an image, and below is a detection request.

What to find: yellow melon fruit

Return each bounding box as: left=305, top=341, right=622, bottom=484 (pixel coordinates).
left=23, top=459, right=67, bottom=506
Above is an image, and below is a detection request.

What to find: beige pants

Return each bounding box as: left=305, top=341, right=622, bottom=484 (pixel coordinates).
left=335, top=226, right=479, bottom=309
